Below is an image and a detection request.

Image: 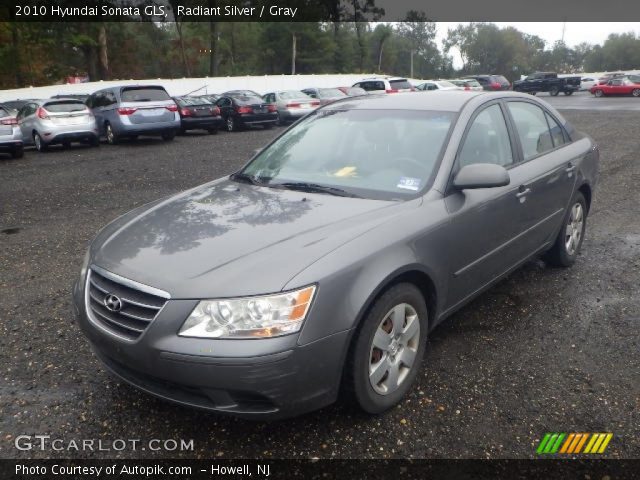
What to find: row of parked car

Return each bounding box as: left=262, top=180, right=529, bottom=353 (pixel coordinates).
left=1, top=71, right=633, bottom=159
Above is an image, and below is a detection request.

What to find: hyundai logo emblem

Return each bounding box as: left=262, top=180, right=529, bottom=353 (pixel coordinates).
left=104, top=293, right=122, bottom=312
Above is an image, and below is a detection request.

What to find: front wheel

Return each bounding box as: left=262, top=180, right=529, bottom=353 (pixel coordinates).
left=347, top=283, right=428, bottom=414
left=632, top=89, right=640, bottom=97
left=105, top=123, right=118, bottom=145
left=226, top=116, right=237, bottom=132
left=564, top=90, right=573, bottom=96
left=543, top=192, right=587, bottom=267
left=594, top=90, right=604, bottom=98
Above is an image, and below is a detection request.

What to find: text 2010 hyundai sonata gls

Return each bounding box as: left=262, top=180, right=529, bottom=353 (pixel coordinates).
left=73, top=91, right=598, bottom=419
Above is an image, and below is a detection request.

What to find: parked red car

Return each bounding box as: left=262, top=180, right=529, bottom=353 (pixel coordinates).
left=590, top=78, right=640, bottom=97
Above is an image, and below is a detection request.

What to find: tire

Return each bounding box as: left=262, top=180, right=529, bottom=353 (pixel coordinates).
left=275, top=112, right=284, bottom=126
left=33, top=132, right=47, bottom=152
left=549, top=86, right=560, bottom=96
left=161, top=131, right=176, bottom=141
left=11, top=145, right=24, bottom=159
left=226, top=115, right=237, bottom=132
left=529, top=92, right=537, bottom=96
left=594, top=90, right=604, bottom=98
left=105, top=123, right=118, bottom=145
left=346, top=283, right=428, bottom=414
left=632, top=89, right=640, bottom=97
left=543, top=191, right=587, bottom=267
left=564, top=90, right=573, bottom=96
left=207, top=128, right=218, bottom=135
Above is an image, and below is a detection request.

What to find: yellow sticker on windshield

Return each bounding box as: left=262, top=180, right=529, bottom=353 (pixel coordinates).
left=333, top=166, right=357, bottom=177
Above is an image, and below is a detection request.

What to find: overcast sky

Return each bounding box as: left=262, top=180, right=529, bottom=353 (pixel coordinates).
left=434, top=22, right=640, bottom=68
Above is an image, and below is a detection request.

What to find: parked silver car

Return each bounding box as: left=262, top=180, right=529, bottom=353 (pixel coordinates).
left=86, top=85, right=179, bottom=144
left=17, top=99, right=98, bottom=152
left=0, top=104, right=24, bottom=158
left=262, top=90, right=319, bottom=125
left=74, top=91, right=598, bottom=419
left=301, top=87, right=347, bottom=105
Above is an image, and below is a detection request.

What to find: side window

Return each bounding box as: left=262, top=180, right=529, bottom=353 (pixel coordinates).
left=507, top=102, right=554, bottom=160
left=360, top=82, right=372, bottom=91
left=545, top=112, right=567, bottom=148
left=105, top=91, right=116, bottom=106
left=85, top=95, right=94, bottom=108
left=458, top=104, right=513, bottom=168
left=375, top=81, right=385, bottom=90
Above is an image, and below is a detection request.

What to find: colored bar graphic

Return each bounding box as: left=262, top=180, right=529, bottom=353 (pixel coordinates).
left=536, top=433, right=612, bottom=454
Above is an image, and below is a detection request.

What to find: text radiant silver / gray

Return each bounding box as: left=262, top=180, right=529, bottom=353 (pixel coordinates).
left=73, top=91, right=599, bottom=419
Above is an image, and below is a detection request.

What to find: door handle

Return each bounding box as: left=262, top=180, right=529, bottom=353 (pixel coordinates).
left=566, top=163, right=577, bottom=173
left=515, top=187, right=531, bottom=198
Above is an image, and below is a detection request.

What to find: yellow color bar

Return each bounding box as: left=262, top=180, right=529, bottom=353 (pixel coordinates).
left=584, top=434, right=600, bottom=453
left=560, top=433, right=576, bottom=454
left=590, top=434, right=606, bottom=453
left=574, top=433, right=589, bottom=453
left=597, top=433, right=613, bottom=453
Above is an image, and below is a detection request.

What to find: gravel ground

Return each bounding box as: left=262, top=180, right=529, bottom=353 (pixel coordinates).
left=0, top=112, right=638, bottom=460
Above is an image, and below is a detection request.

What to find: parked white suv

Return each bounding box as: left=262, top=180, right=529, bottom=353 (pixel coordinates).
left=352, top=76, right=414, bottom=94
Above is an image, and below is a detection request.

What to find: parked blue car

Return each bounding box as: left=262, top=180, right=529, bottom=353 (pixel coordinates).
left=85, top=85, right=180, bottom=144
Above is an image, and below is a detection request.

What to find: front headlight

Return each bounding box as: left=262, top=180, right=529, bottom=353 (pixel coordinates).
left=178, top=285, right=316, bottom=339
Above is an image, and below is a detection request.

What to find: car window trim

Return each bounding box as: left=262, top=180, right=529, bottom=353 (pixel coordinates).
left=445, top=99, right=519, bottom=194
left=502, top=99, right=572, bottom=165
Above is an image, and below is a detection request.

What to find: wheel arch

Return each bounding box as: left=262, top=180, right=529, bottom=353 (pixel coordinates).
left=578, top=182, right=592, bottom=213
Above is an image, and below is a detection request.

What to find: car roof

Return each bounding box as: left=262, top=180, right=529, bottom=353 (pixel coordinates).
left=359, top=76, right=407, bottom=81
left=322, top=90, right=542, bottom=113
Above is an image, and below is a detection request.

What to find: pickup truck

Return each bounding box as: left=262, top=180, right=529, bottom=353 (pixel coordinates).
left=512, top=72, right=581, bottom=96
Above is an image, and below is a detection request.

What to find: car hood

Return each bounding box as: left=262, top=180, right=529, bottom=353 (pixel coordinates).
left=91, top=178, right=413, bottom=298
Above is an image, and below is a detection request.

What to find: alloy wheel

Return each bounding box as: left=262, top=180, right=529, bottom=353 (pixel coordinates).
left=368, top=303, right=420, bottom=395
left=633, top=89, right=640, bottom=97
left=226, top=117, right=234, bottom=132
left=106, top=124, right=114, bottom=144
left=565, top=203, right=584, bottom=256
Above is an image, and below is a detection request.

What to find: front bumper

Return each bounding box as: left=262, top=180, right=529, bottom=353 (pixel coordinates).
left=73, top=277, right=349, bottom=419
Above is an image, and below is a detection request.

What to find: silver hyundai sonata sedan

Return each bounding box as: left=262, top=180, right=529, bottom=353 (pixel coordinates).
left=73, top=91, right=599, bottom=419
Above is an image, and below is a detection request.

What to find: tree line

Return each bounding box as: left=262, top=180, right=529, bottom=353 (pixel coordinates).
left=1, top=20, right=639, bottom=89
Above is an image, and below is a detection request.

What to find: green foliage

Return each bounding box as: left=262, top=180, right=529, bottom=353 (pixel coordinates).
left=1, top=21, right=638, bottom=89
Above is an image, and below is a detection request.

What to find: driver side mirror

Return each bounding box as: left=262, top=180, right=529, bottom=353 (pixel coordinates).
left=453, top=163, right=510, bottom=190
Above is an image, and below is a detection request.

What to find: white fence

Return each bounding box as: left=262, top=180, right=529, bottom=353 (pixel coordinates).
left=0, top=74, right=423, bottom=102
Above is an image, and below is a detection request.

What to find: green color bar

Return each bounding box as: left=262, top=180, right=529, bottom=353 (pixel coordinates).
left=543, top=434, right=559, bottom=453
left=537, top=433, right=552, bottom=454
left=550, top=433, right=566, bottom=453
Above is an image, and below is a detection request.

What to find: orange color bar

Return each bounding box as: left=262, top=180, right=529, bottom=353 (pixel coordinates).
left=567, top=434, right=583, bottom=454
left=560, top=433, right=576, bottom=454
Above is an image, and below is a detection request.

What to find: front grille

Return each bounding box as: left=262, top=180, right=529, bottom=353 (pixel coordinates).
left=86, top=267, right=168, bottom=341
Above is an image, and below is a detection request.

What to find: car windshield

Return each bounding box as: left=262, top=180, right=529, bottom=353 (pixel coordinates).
left=121, top=87, right=170, bottom=102
left=238, top=109, right=454, bottom=200
left=437, top=81, right=457, bottom=88
left=464, top=80, right=481, bottom=87
left=318, top=88, right=346, bottom=98
left=43, top=101, right=87, bottom=112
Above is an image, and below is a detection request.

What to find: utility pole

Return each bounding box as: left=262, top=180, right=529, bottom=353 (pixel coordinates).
left=291, top=32, right=297, bottom=75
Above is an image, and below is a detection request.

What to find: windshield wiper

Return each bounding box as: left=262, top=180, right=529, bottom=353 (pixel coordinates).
left=230, top=172, right=268, bottom=186
left=273, top=182, right=361, bottom=198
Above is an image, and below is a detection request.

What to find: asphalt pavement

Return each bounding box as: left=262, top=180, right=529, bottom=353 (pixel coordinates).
left=0, top=108, right=638, bottom=460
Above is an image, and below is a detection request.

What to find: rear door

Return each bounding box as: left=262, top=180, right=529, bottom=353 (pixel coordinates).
left=503, top=100, right=577, bottom=250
